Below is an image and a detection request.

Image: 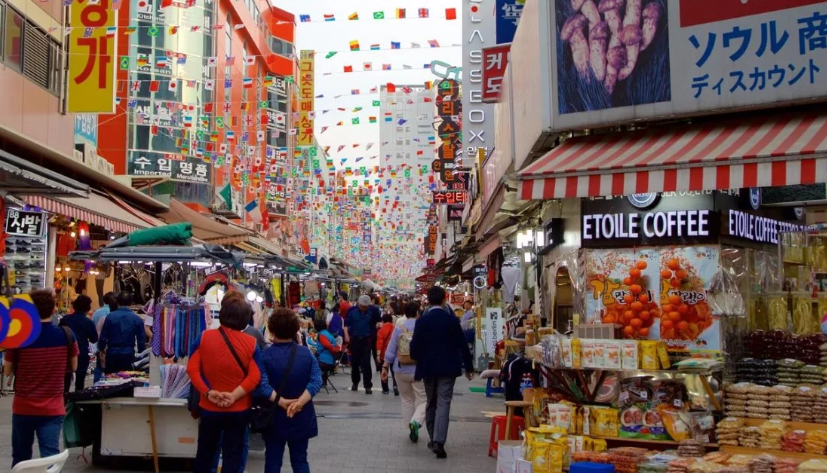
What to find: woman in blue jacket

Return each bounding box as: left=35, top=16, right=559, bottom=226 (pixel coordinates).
left=259, top=308, right=322, bottom=473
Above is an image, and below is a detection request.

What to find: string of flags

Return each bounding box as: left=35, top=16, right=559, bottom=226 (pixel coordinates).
left=343, top=40, right=452, bottom=53
left=336, top=63, right=435, bottom=74
left=297, top=8, right=458, bottom=23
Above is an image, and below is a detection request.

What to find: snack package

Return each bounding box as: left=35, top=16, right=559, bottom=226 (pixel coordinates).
left=657, top=342, right=672, bottom=369
left=572, top=338, right=582, bottom=368
left=657, top=404, right=691, bottom=441
left=562, top=339, right=573, bottom=368
left=640, top=341, right=660, bottom=370
left=593, top=407, right=619, bottom=437
left=594, top=341, right=607, bottom=368
left=622, top=340, right=639, bottom=369
left=581, top=339, right=595, bottom=368
left=605, top=340, right=622, bottom=369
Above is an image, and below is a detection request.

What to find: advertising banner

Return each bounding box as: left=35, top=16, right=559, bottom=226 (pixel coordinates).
left=585, top=246, right=721, bottom=355
left=482, top=44, right=511, bottom=103
left=74, top=115, right=98, bottom=147
left=550, top=0, right=827, bottom=131
left=127, top=152, right=212, bottom=184
left=496, top=0, right=524, bottom=44
left=297, top=50, right=315, bottom=146
left=68, top=0, right=117, bottom=113
left=463, top=0, right=497, bottom=163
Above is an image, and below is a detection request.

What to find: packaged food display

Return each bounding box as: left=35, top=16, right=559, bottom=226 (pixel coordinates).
left=687, top=460, right=725, bottom=473
left=799, top=459, right=827, bottom=473
left=738, top=426, right=761, bottom=448
left=677, top=439, right=706, bottom=458
left=666, top=457, right=698, bottom=473
left=622, top=340, right=639, bottom=369
left=748, top=454, right=775, bottom=473
left=781, top=429, right=806, bottom=452
left=792, top=296, right=817, bottom=335
left=757, top=419, right=786, bottom=450
left=641, top=341, right=661, bottom=370
left=792, top=386, right=816, bottom=422
left=775, top=458, right=803, bottom=473
left=768, top=298, right=789, bottom=331
left=715, top=417, right=743, bottom=447
left=804, top=430, right=827, bottom=454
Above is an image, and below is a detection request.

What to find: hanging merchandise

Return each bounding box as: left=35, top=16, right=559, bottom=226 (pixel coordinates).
left=288, top=281, right=301, bottom=307
left=152, top=297, right=207, bottom=358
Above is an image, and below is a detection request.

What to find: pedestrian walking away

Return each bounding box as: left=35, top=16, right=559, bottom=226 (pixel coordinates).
left=410, top=286, right=475, bottom=459
left=98, top=292, right=146, bottom=374
left=343, top=295, right=381, bottom=394
left=59, top=294, right=98, bottom=392
left=383, top=301, right=428, bottom=443
left=376, top=313, right=398, bottom=395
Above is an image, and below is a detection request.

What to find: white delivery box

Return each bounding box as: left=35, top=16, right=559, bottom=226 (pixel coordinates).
left=516, top=458, right=533, bottom=473
left=497, top=441, right=524, bottom=473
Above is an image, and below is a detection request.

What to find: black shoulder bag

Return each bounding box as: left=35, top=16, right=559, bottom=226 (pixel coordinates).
left=218, top=329, right=297, bottom=433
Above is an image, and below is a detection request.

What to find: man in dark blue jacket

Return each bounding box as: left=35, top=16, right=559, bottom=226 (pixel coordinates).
left=344, top=295, right=381, bottom=394
left=98, top=292, right=146, bottom=374
left=410, top=286, right=474, bottom=459
left=60, top=295, right=98, bottom=392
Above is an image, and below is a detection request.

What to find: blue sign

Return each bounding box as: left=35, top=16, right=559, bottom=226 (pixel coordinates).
left=495, top=0, right=523, bottom=45
left=74, top=115, right=98, bottom=147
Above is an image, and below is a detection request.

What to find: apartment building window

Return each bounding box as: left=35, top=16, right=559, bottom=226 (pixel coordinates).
left=396, top=127, right=403, bottom=133
left=268, top=36, right=293, bottom=57
left=0, top=2, right=61, bottom=95
left=406, top=126, right=411, bottom=133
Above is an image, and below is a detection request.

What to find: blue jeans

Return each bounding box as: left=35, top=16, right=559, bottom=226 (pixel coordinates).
left=264, top=437, right=309, bottom=473
left=210, top=427, right=250, bottom=473
left=194, top=412, right=249, bottom=473
left=12, top=414, right=64, bottom=467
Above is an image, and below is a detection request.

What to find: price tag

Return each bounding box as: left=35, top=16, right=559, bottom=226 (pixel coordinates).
left=673, top=399, right=683, bottom=408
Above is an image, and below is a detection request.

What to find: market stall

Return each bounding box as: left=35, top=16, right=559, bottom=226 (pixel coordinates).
left=68, top=235, right=243, bottom=468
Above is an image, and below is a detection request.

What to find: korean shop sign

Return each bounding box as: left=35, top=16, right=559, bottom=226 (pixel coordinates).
left=297, top=50, right=315, bottom=147
left=481, top=44, right=510, bottom=103
left=463, top=0, right=496, bottom=163
left=68, top=0, right=117, bottom=113
left=496, top=0, right=523, bottom=44
left=5, top=210, right=45, bottom=238
left=550, top=0, right=827, bottom=131
left=127, top=152, right=212, bottom=184
left=432, top=190, right=469, bottom=205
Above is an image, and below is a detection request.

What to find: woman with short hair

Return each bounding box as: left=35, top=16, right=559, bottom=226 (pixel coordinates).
left=259, top=308, right=322, bottom=473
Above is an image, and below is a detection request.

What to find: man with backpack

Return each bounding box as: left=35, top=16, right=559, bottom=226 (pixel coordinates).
left=410, top=286, right=474, bottom=459
left=382, top=301, right=427, bottom=443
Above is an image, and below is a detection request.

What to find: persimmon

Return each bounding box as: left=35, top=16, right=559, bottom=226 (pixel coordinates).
left=629, top=284, right=642, bottom=295
left=638, top=294, right=650, bottom=304
left=670, top=278, right=681, bottom=288
left=636, top=261, right=648, bottom=270
left=629, top=268, right=642, bottom=278
left=603, top=316, right=616, bottom=324
left=630, top=318, right=643, bottom=328
left=639, top=328, right=650, bottom=337
left=631, top=301, right=643, bottom=311
left=623, top=326, right=635, bottom=337
left=667, top=259, right=681, bottom=270
left=623, top=277, right=633, bottom=286
left=668, top=294, right=681, bottom=305
left=668, top=311, right=681, bottom=321
left=676, top=269, right=688, bottom=279
left=677, top=321, right=690, bottom=331
left=660, top=270, right=672, bottom=279
left=624, top=294, right=635, bottom=303
left=661, top=319, right=674, bottom=330
left=623, top=311, right=634, bottom=322
left=661, top=304, right=673, bottom=312
left=677, top=304, right=689, bottom=314
left=639, top=311, right=651, bottom=321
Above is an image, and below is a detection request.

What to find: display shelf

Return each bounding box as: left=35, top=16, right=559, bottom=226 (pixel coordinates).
left=720, top=445, right=827, bottom=461
left=589, top=434, right=717, bottom=448
left=737, top=418, right=827, bottom=432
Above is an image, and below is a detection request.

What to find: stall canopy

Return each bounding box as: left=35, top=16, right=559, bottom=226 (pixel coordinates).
left=0, top=149, right=89, bottom=197
left=159, top=199, right=251, bottom=243
left=70, top=244, right=242, bottom=266
left=517, top=114, right=827, bottom=200
left=26, top=192, right=158, bottom=233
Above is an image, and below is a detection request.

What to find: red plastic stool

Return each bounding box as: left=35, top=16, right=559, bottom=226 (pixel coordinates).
left=488, top=415, right=525, bottom=457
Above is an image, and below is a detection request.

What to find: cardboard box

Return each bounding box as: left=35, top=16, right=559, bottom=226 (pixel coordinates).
left=516, top=459, right=533, bottom=473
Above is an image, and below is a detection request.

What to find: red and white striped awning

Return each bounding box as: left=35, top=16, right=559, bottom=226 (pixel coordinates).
left=26, top=194, right=154, bottom=234
left=518, top=114, right=827, bottom=200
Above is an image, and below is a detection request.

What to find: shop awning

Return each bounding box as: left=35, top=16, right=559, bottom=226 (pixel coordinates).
left=105, top=191, right=167, bottom=228
left=26, top=193, right=155, bottom=233
left=517, top=114, right=827, bottom=200
left=0, top=149, right=89, bottom=197
left=159, top=199, right=251, bottom=243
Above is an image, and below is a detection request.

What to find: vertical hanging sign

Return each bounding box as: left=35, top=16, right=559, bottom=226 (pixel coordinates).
left=297, top=50, right=315, bottom=147
left=462, top=0, right=496, bottom=165
left=68, top=0, right=117, bottom=113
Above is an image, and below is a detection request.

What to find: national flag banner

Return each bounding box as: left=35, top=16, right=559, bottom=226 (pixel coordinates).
left=338, top=145, right=346, bottom=152
left=343, top=65, right=353, bottom=73
left=417, top=150, right=424, bottom=156
left=130, top=80, right=141, bottom=92
left=224, top=78, right=232, bottom=89
left=137, top=54, right=148, bottom=66
left=370, top=87, right=378, bottom=93
left=382, top=64, right=392, bottom=71
left=411, top=42, right=421, bottom=48
left=299, top=14, right=310, bottom=22
left=373, top=11, right=384, bottom=19
left=169, top=79, right=178, bottom=91
left=216, top=117, right=224, bottom=128
left=428, top=40, right=440, bottom=48
left=424, top=81, right=432, bottom=90
left=219, top=143, right=227, bottom=153
left=370, top=44, right=380, bottom=51
left=386, top=83, right=396, bottom=93
left=177, top=54, right=187, bottom=65
left=149, top=80, right=160, bottom=92
left=396, top=8, right=406, bottom=18
left=372, top=100, right=380, bottom=107
left=169, top=26, right=178, bottom=35
left=233, top=24, right=245, bottom=30
left=369, top=117, right=377, bottom=124
left=398, top=118, right=408, bottom=125
left=391, top=42, right=401, bottom=49
left=349, top=40, right=360, bottom=51
left=323, top=14, right=335, bottom=21
left=244, top=56, right=255, bottom=66
left=207, top=56, right=217, bottom=66
left=263, top=76, right=274, bottom=87
left=213, top=24, right=224, bottom=30
left=124, top=26, right=137, bottom=35
left=445, top=8, right=457, bottom=20
left=353, top=107, right=363, bottom=112
left=226, top=56, right=235, bottom=65
left=191, top=26, right=200, bottom=32
left=204, top=103, right=214, bottom=113
left=363, top=62, right=372, bottom=71
left=418, top=8, right=429, bottom=18
left=321, top=126, right=329, bottom=134
left=183, top=115, right=193, bottom=127
left=186, top=79, right=196, bottom=88
left=105, top=26, right=117, bottom=36
left=348, top=12, right=358, bottom=20
left=243, top=77, right=253, bottom=89
left=308, top=111, right=316, bottom=119
left=336, top=121, right=344, bottom=126
left=205, top=79, right=215, bottom=90
left=227, top=131, right=235, bottom=140
left=119, top=56, right=129, bottom=70
left=352, top=118, right=360, bottom=125
left=156, top=56, right=167, bottom=68
left=325, top=52, right=337, bottom=59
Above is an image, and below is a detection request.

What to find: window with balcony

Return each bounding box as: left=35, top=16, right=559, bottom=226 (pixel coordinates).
left=0, top=2, right=62, bottom=95
left=268, top=36, right=292, bottom=57
left=2, top=4, right=23, bottom=71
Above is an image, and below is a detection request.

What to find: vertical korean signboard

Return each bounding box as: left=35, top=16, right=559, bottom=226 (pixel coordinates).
left=297, top=51, right=315, bottom=147
left=68, top=0, right=117, bottom=113
left=463, top=0, right=497, bottom=164
left=481, top=44, right=511, bottom=103
left=550, top=0, right=827, bottom=131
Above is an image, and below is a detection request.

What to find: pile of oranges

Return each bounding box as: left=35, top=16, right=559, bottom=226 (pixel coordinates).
left=659, top=258, right=712, bottom=340
left=602, top=260, right=660, bottom=339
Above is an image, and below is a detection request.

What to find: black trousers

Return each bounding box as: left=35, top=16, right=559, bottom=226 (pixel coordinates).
left=381, top=365, right=398, bottom=393
left=104, top=352, right=135, bottom=374
left=65, top=357, right=90, bottom=392
left=349, top=337, right=373, bottom=390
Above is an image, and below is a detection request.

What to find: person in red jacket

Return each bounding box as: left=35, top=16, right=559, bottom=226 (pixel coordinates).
left=187, top=296, right=261, bottom=473
left=376, top=314, right=398, bottom=395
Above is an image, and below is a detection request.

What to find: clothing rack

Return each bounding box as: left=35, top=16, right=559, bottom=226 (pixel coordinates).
left=152, top=301, right=207, bottom=359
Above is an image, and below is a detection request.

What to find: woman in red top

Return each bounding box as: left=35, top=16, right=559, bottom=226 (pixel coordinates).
left=376, top=314, right=398, bottom=395
left=187, top=295, right=261, bottom=473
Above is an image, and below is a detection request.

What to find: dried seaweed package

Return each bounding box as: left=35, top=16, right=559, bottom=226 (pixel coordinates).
left=707, top=268, right=745, bottom=317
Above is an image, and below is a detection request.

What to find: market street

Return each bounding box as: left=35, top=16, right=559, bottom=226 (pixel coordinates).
left=0, top=377, right=500, bottom=473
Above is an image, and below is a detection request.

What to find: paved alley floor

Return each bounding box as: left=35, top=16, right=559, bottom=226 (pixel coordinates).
left=0, top=372, right=501, bottom=473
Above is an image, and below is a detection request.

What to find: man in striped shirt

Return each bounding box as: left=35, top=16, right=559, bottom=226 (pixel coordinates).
left=3, top=289, right=79, bottom=467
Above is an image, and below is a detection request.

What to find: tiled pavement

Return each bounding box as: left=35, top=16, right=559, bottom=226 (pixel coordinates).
left=0, top=372, right=502, bottom=473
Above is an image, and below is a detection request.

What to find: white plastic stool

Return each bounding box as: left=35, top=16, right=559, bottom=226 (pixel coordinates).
left=11, top=450, right=69, bottom=473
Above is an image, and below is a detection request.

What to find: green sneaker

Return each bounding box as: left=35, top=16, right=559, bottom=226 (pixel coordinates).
left=409, top=420, right=420, bottom=443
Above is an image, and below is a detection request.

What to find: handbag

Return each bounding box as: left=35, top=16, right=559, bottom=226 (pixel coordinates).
left=249, top=345, right=297, bottom=433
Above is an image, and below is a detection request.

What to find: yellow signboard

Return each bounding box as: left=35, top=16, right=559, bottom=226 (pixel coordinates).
left=297, top=50, right=315, bottom=146
left=67, top=0, right=117, bottom=113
